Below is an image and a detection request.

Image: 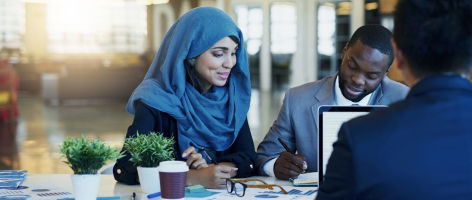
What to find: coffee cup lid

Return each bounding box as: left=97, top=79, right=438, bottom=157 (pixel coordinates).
left=158, top=161, right=189, bottom=172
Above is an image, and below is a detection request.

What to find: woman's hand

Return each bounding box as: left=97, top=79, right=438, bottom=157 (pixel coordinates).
left=182, top=146, right=208, bottom=170
left=219, top=162, right=238, bottom=177
left=187, top=164, right=238, bottom=189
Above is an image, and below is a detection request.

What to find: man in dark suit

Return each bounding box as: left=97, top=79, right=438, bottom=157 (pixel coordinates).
left=317, top=0, right=472, bottom=199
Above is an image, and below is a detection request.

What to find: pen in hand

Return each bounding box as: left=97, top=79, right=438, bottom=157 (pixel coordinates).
left=201, top=148, right=218, bottom=165
left=278, top=137, right=307, bottom=172
left=278, top=138, right=293, bottom=153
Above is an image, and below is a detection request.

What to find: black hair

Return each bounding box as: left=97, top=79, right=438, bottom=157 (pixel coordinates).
left=347, top=24, right=394, bottom=70
left=393, top=0, right=472, bottom=77
left=185, top=35, right=239, bottom=93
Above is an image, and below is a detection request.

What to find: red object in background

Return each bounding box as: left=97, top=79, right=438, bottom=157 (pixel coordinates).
left=0, top=59, right=19, bottom=122
left=0, top=121, right=19, bottom=169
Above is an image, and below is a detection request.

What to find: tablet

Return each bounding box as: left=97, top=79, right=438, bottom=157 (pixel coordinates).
left=318, top=105, right=385, bottom=185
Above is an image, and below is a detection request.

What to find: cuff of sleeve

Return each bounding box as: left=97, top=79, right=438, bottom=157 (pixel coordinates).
left=220, top=153, right=255, bottom=178
left=263, top=157, right=278, bottom=177
left=113, top=162, right=139, bottom=185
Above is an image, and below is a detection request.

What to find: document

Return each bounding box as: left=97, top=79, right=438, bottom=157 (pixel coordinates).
left=290, top=172, right=318, bottom=186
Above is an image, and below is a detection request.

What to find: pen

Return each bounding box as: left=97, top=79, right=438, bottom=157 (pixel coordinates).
left=147, top=192, right=161, bottom=199
left=201, top=148, right=218, bottom=165
left=278, top=138, right=307, bottom=172
left=278, top=138, right=294, bottom=153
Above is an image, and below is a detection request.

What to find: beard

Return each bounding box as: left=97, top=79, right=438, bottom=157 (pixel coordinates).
left=338, top=77, right=370, bottom=102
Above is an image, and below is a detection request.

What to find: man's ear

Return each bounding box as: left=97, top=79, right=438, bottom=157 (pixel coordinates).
left=391, top=38, right=405, bottom=71
left=391, top=38, right=418, bottom=87
left=342, top=43, right=348, bottom=59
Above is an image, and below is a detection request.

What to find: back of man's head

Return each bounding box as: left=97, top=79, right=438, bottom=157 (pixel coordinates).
left=347, top=24, right=394, bottom=68
left=393, top=0, right=472, bottom=77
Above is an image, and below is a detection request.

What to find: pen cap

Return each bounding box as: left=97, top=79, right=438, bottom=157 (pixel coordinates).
left=158, top=161, right=188, bottom=200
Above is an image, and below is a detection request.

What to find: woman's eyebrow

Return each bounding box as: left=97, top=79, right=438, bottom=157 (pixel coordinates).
left=212, top=46, right=239, bottom=51
left=212, top=47, right=229, bottom=50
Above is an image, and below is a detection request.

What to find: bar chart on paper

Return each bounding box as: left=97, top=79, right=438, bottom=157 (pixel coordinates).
left=205, top=186, right=317, bottom=200
left=262, top=189, right=317, bottom=195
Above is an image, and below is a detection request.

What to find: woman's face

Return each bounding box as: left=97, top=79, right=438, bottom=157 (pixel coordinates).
left=195, top=37, right=238, bottom=91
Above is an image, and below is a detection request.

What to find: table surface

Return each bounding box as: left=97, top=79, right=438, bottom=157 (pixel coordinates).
left=21, top=174, right=317, bottom=199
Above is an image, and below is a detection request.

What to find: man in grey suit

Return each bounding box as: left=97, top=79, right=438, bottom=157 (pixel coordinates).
left=256, top=24, right=409, bottom=180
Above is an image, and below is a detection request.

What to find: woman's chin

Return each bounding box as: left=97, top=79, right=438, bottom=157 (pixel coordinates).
left=212, top=81, right=227, bottom=87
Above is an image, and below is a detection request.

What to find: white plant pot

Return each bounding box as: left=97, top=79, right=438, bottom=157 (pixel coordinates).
left=137, top=166, right=160, bottom=194
left=71, top=174, right=100, bottom=200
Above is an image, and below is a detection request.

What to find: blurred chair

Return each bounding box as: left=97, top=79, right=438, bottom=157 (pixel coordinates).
left=0, top=60, right=19, bottom=122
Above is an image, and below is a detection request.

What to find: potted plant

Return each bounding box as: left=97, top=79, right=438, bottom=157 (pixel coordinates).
left=60, top=135, right=122, bottom=200
left=123, top=132, right=175, bottom=194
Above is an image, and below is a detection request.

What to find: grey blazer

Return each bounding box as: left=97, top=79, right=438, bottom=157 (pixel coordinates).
left=256, top=75, right=409, bottom=175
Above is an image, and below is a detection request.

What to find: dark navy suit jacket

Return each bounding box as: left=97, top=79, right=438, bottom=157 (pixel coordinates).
left=317, top=75, right=472, bottom=200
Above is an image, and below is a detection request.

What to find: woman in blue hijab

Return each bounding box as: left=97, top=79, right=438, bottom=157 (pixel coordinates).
left=113, top=7, right=256, bottom=188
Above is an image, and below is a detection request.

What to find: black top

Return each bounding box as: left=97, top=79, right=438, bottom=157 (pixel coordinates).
left=113, top=101, right=257, bottom=185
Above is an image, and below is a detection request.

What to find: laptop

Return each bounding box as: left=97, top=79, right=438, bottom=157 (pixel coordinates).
left=318, top=105, right=386, bottom=185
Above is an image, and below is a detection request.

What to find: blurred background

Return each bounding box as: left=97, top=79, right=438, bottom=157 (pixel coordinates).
left=0, top=0, right=404, bottom=173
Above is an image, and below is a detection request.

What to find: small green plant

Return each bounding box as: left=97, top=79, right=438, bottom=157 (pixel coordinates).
left=123, top=132, right=175, bottom=167
left=60, top=135, right=122, bottom=174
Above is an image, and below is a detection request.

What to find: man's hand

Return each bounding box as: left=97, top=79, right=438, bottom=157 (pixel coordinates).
left=274, top=151, right=307, bottom=180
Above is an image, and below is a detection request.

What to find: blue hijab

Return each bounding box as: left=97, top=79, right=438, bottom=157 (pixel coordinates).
left=126, top=7, right=251, bottom=152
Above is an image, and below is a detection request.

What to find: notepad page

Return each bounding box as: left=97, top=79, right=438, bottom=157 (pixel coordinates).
left=293, top=172, right=318, bottom=184
left=322, top=112, right=368, bottom=175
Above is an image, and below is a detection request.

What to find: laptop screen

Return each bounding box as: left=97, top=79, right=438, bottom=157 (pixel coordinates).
left=318, top=105, right=385, bottom=185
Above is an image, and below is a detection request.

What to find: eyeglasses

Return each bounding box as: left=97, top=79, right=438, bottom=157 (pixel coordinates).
left=226, top=178, right=288, bottom=197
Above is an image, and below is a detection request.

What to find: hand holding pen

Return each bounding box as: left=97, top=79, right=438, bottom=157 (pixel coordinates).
left=183, top=147, right=238, bottom=189
left=182, top=146, right=208, bottom=169
left=274, top=138, right=308, bottom=180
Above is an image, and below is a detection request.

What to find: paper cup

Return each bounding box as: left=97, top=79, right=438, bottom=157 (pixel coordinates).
left=158, top=161, right=189, bottom=200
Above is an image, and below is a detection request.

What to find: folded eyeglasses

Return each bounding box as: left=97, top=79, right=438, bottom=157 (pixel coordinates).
left=226, top=178, right=288, bottom=197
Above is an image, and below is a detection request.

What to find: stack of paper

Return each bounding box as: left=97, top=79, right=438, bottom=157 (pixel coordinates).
left=0, top=170, right=27, bottom=189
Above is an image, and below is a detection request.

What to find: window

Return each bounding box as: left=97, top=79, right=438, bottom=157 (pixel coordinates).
left=316, top=1, right=351, bottom=79
left=47, top=0, right=147, bottom=54
left=235, top=5, right=263, bottom=88
left=0, top=0, right=25, bottom=50
left=270, top=2, right=296, bottom=90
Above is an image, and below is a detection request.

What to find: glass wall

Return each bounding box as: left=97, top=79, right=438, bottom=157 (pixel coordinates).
left=234, top=5, right=263, bottom=89
left=47, top=0, right=147, bottom=54
left=365, top=0, right=380, bottom=25
left=270, top=2, right=296, bottom=90
left=0, top=0, right=25, bottom=51
left=316, top=1, right=351, bottom=79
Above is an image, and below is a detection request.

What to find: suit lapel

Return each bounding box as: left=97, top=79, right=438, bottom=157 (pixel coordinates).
left=372, top=77, right=388, bottom=105
left=311, top=75, right=336, bottom=131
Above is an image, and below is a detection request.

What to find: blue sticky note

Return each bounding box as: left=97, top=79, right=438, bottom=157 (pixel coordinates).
left=184, top=185, right=219, bottom=198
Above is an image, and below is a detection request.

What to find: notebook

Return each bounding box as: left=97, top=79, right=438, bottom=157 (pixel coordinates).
left=289, top=172, right=318, bottom=186
left=317, top=105, right=385, bottom=185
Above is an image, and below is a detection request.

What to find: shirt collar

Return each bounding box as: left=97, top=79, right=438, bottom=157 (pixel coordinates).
left=334, top=75, right=372, bottom=106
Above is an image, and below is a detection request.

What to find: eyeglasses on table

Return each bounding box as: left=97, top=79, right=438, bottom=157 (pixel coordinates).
left=226, top=178, right=288, bottom=197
